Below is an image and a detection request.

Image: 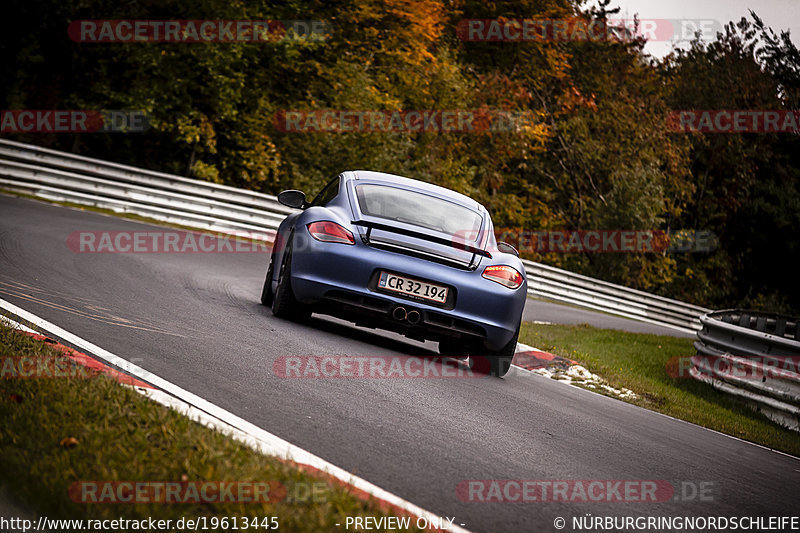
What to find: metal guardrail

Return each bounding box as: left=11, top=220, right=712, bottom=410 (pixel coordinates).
left=524, top=260, right=707, bottom=333
left=0, top=138, right=709, bottom=333
left=0, top=139, right=292, bottom=237
left=692, top=310, right=800, bottom=431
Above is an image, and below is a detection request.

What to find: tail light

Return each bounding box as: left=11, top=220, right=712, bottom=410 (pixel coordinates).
left=307, top=221, right=355, bottom=245
left=482, top=265, right=523, bottom=289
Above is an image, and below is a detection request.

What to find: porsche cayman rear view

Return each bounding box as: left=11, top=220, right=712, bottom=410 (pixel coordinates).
left=260, top=171, right=527, bottom=377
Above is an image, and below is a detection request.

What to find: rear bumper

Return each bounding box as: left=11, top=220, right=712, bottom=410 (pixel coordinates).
left=288, top=235, right=526, bottom=350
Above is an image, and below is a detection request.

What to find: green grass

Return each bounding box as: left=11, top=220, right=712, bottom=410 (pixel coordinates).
left=0, top=321, right=424, bottom=531
left=520, top=322, right=800, bottom=456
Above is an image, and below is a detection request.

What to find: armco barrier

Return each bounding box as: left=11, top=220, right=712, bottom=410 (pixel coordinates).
left=524, top=260, right=707, bottom=333
left=0, top=138, right=708, bottom=333
left=692, top=310, right=800, bottom=431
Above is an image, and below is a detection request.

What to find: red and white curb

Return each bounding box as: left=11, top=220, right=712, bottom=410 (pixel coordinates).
left=1, top=315, right=152, bottom=388
left=0, top=298, right=469, bottom=533
left=513, top=342, right=637, bottom=400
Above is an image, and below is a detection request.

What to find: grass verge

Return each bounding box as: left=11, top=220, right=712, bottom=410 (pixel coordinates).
left=520, top=322, right=800, bottom=456
left=0, top=320, right=424, bottom=531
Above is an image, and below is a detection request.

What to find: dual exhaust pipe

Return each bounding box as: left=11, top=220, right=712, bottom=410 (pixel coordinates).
left=392, top=306, right=421, bottom=325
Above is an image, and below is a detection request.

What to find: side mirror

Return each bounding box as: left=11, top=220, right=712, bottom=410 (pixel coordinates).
left=277, top=190, right=307, bottom=209
left=496, top=242, right=519, bottom=257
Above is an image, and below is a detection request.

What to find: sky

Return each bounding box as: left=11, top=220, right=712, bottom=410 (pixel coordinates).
left=588, top=0, right=800, bottom=57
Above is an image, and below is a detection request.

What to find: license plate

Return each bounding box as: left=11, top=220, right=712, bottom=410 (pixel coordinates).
left=378, top=272, right=448, bottom=303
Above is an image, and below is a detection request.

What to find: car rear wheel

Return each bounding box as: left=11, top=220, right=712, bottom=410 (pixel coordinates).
left=260, top=250, right=276, bottom=306
left=471, top=325, right=519, bottom=378
left=271, top=238, right=309, bottom=320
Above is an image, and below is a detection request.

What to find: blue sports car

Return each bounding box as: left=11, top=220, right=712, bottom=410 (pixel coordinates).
left=260, top=171, right=527, bottom=377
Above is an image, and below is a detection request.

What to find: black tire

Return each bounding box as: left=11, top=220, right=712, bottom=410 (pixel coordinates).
left=471, top=325, right=519, bottom=378
left=260, top=250, right=276, bottom=306
left=271, top=238, right=309, bottom=320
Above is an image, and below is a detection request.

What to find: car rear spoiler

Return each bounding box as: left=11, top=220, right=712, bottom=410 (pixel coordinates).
left=351, top=219, right=492, bottom=258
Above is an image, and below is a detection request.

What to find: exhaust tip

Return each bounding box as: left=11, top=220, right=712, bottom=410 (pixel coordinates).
left=406, top=310, right=421, bottom=325
left=392, top=306, right=407, bottom=321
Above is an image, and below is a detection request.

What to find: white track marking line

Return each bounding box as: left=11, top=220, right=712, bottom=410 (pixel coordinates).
left=0, top=298, right=470, bottom=532
left=515, top=342, right=540, bottom=353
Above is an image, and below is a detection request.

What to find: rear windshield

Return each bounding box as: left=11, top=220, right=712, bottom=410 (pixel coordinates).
left=355, top=184, right=483, bottom=240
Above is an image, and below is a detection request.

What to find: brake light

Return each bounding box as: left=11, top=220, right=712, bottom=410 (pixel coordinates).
left=307, top=221, right=355, bottom=244
left=482, top=265, right=523, bottom=289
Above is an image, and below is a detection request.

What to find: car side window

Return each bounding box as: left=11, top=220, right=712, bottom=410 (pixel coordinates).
left=310, top=176, right=340, bottom=207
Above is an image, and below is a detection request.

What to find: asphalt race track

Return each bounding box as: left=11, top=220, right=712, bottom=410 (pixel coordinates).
left=522, top=299, right=693, bottom=338
left=1, top=193, right=798, bottom=531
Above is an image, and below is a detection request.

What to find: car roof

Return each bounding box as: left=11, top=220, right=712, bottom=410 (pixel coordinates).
left=346, top=170, right=483, bottom=212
